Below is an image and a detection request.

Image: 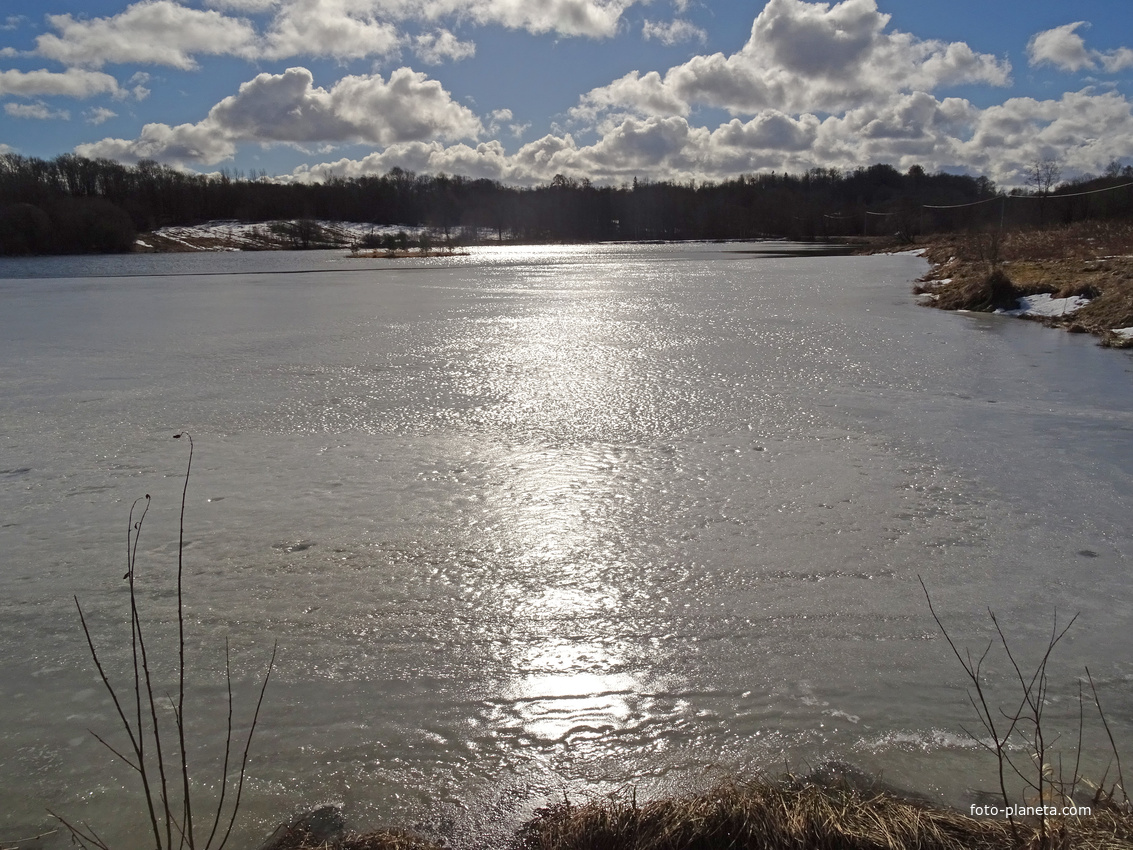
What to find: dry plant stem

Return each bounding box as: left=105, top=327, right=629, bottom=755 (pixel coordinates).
left=1071, top=680, right=1085, bottom=804
left=216, top=640, right=277, bottom=850
left=919, top=576, right=1020, bottom=841
left=128, top=495, right=176, bottom=850
left=0, top=828, right=59, bottom=850
left=56, top=434, right=276, bottom=850
left=174, top=431, right=194, bottom=850
left=202, top=640, right=235, bottom=850
left=1087, top=667, right=1128, bottom=805
left=990, top=610, right=1076, bottom=841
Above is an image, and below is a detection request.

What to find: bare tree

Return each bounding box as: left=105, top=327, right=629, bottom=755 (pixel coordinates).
left=1027, top=156, right=1062, bottom=226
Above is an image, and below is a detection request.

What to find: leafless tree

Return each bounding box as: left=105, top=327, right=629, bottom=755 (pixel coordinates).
left=1027, top=156, right=1063, bottom=226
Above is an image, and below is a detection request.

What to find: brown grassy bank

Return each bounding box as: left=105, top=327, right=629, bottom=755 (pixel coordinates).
left=865, top=221, right=1133, bottom=347
left=268, top=773, right=1133, bottom=850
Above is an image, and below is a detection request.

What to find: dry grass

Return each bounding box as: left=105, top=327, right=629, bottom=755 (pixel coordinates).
left=930, top=268, right=1028, bottom=312
left=265, top=777, right=1133, bottom=850
left=271, top=829, right=443, bottom=850
left=867, top=221, right=1133, bottom=345
left=512, top=776, right=1133, bottom=850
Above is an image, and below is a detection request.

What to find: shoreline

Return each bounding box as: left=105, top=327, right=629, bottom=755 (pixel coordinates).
left=861, top=221, right=1133, bottom=348
left=258, top=767, right=1132, bottom=850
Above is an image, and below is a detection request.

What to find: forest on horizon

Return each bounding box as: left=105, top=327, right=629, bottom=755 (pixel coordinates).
left=2, top=152, right=1133, bottom=256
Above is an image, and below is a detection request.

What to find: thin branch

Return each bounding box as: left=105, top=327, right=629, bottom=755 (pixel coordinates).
left=1087, top=667, right=1127, bottom=804
left=87, top=729, right=141, bottom=773
left=203, top=640, right=235, bottom=850
left=919, top=576, right=1018, bottom=839
left=215, top=641, right=277, bottom=850
left=173, top=431, right=196, bottom=850
left=47, top=810, right=111, bottom=850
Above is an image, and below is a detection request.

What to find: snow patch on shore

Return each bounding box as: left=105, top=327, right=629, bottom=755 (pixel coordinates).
left=998, top=293, right=1090, bottom=318
left=1112, top=326, right=1133, bottom=340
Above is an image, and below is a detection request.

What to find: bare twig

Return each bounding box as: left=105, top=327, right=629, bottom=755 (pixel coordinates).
left=57, top=435, right=275, bottom=850
left=920, top=576, right=1020, bottom=840
left=173, top=431, right=195, bottom=850
left=1086, top=667, right=1128, bottom=806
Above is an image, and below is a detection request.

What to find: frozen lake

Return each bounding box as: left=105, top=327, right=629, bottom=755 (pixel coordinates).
left=2, top=242, right=1132, bottom=847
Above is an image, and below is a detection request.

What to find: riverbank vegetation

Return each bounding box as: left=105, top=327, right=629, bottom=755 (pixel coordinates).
left=4, top=152, right=1132, bottom=255
left=265, top=773, right=1133, bottom=850
left=879, top=220, right=1133, bottom=347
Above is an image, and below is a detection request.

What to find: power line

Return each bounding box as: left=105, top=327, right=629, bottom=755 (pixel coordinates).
left=924, top=180, right=1133, bottom=209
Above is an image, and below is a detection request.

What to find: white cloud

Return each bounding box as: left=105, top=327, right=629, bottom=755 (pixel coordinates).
left=574, top=0, right=1010, bottom=123
left=1027, top=23, right=1095, bottom=72
left=958, top=88, right=1133, bottom=184
left=5, top=101, right=71, bottom=120
left=75, top=66, right=483, bottom=165
left=1027, top=22, right=1133, bottom=74
left=85, top=106, right=118, bottom=125
left=260, top=0, right=400, bottom=60
left=642, top=18, right=707, bottom=46
left=209, top=66, right=482, bottom=143
left=405, top=0, right=641, bottom=38
left=30, top=0, right=645, bottom=71
left=1099, top=48, right=1133, bottom=73
left=204, top=0, right=279, bottom=10
left=0, top=67, right=124, bottom=98
left=77, top=120, right=238, bottom=164
left=36, top=1, right=258, bottom=69
left=413, top=28, right=476, bottom=63
left=3, top=15, right=27, bottom=30
left=486, top=107, right=511, bottom=134
left=282, top=83, right=1133, bottom=191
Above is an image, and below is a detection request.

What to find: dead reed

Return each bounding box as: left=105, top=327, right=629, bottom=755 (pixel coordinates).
left=50, top=433, right=276, bottom=850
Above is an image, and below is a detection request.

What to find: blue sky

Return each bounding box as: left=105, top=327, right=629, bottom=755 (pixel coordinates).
left=2, top=0, right=1132, bottom=187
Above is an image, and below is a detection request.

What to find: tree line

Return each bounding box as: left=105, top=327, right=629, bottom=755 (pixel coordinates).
left=2, top=152, right=1132, bottom=255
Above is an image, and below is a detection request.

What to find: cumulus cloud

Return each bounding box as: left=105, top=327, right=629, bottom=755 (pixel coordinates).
left=204, top=0, right=279, bottom=9
left=0, top=67, right=124, bottom=98
left=403, top=0, right=640, bottom=38
left=75, top=66, right=483, bottom=165
left=958, top=88, right=1133, bottom=183
left=1027, top=22, right=1094, bottom=72
left=1100, top=49, right=1133, bottom=73
left=486, top=107, right=512, bottom=134
left=1027, top=22, right=1133, bottom=74
left=642, top=18, right=707, bottom=46
left=280, top=82, right=1133, bottom=191
left=260, top=0, right=400, bottom=60
left=36, top=1, right=258, bottom=69
left=77, top=120, right=238, bottom=164
left=85, top=106, right=118, bottom=124
left=574, top=0, right=1010, bottom=123
left=413, top=28, right=476, bottom=63
left=5, top=101, right=71, bottom=120
left=31, top=0, right=645, bottom=70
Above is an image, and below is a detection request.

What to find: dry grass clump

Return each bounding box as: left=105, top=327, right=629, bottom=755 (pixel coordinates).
left=514, top=777, right=1133, bottom=850
left=272, top=830, right=443, bottom=850
left=874, top=220, right=1133, bottom=342
left=516, top=777, right=1018, bottom=850
left=932, top=268, right=1023, bottom=312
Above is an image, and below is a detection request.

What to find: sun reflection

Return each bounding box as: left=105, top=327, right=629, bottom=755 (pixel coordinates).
left=501, top=633, right=639, bottom=742
left=457, top=267, right=674, bottom=750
